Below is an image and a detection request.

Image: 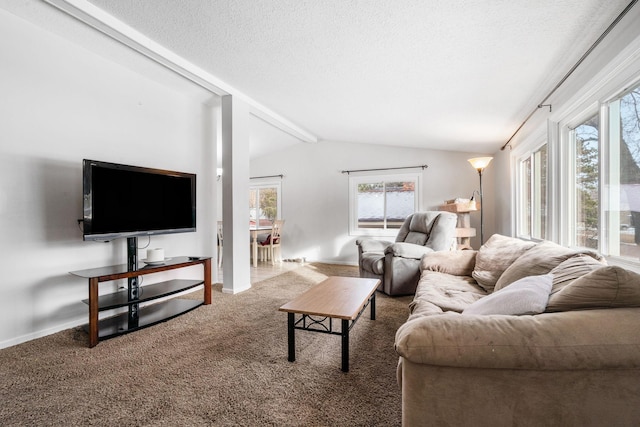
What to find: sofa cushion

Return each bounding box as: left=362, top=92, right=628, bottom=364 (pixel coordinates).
left=462, top=274, right=553, bottom=316
left=472, top=234, right=536, bottom=293
left=547, top=266, right=640, bottom=312
left=420, top=250, right=477, bottom=277
left=549, top=254, right=608, bottom=295
left=494, top=241, right=602, bottom=292
left=409, top=271, right=486, bottom=319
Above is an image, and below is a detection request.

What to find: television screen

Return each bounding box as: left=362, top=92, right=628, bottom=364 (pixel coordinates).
left=83, top=159, right=196, bottom=241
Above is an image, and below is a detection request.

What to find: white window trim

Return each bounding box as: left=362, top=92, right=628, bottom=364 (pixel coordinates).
left=249, top=179, right=282, bottom=222
left=511, top=126, right=546, bottom=240
left=560, top=103, right=601, bottom=250
left=348, top=172, right=422, bottom=237
left=515, top=150, right=532, bottom=240
left=513, top=139, right=548, bottom=242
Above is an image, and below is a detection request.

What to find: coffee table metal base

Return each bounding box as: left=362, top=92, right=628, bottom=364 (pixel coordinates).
left=287, top=292, right=375, bottom=372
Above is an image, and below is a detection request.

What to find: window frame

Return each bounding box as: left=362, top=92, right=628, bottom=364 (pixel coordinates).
left=603, top=82, right=640, bottom=259
left=512, top=127, right=549, bottom=242
left=249, top=179, right=282, bottom=227
left=348, top=172, right=422, bottom=237
left=565, top=108, right=602, bottom=250
left=515, top=151, right=532, bottom=239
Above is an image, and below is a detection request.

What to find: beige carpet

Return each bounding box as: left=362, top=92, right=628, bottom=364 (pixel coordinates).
left=0, top=263, right=412, bottom=426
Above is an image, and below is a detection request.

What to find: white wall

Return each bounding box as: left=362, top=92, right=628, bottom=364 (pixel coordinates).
left=0, top=6, right=216, bottom=348
left=492, top=148, right=512, bottom=236
left=250, top=140, right=495, bottom=264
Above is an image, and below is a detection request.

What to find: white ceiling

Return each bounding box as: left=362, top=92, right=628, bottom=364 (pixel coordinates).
left=85, top=0, right=632, bottom=155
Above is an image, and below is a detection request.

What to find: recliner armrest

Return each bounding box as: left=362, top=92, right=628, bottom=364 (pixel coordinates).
left=385, top=242, right=435, bottom=259
left=356, top=239, right=392, bottom=253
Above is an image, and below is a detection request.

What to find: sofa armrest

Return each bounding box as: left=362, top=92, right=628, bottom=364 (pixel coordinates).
left=356, top=238, right=392, bottom=253
left=385, top=242, right=434, bottom=259
left=395, top=308, right=640, bottom=370
left=419, top=250, right=477, bottom=276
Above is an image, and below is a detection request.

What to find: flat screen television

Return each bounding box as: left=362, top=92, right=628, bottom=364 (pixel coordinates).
left=82, top=159, right=196, bottom=241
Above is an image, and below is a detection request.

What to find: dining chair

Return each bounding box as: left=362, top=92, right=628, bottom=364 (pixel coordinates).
left=257, top=219, right=285, bottom=265
left=217, top=221, right=223, bottom=268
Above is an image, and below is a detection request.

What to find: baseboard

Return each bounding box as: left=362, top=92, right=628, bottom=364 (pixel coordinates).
left=306, top=259, right=358, bottom=267
left=222, top=283, right=251, bottom=294
left=0, top=318, right=85, bottom=350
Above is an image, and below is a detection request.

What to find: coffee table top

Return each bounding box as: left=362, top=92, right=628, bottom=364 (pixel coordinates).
left=278, top=276, right=380, bottom=320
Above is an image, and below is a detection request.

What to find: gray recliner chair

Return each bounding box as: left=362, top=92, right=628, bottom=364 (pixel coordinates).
left=355, top=211, right=458, bottom=296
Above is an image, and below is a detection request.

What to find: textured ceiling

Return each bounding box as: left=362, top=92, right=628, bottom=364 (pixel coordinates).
left=87, top=0, right=632, bottom=154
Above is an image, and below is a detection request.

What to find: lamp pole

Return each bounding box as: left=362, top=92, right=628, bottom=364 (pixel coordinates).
left=467, top=157, right=493, bottom=247
left=478, top=168, right=484, bottom=245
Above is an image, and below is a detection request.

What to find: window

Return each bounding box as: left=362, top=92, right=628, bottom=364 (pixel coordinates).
left=561, top=82, right=640, bottom=259
left=349, top=173, right=421, bottom=236
left=518, top=156, right=532, bottom=237
left=517, top=143, right=547, bottom=240
left=249, top=181, right=281, bottom=227
left=608, top=84, right=640, bottom=259
left=572, top=114, right=600, bottom=249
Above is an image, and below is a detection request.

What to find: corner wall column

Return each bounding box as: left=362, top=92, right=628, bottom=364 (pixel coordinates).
left=221, top=95, right=251, bottom=293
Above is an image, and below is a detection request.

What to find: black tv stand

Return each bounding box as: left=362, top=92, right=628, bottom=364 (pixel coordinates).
left=70, top=253, right=212, bottom=347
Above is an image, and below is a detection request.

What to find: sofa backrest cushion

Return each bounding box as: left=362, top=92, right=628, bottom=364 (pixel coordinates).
left=547, top=266, right=640, bottom=312
left=395, top=212, right=439, bottom=246
left=472, top=234, right=536, bottom=293
left=424, top=212, right=458, bottom=251
left=493, top=241, right=603, bottom=292
left=548, top=254, right=608, bottom=295
left=395, top=211, right=457, bottom=251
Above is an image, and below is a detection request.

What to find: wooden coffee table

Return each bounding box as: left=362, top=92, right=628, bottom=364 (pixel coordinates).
left=278, top=276, right=380, bottom=372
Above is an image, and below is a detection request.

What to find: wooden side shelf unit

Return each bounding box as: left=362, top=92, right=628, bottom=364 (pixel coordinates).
left=70, top=256, right=212, bottom=347
left=439, top=202, right=478, bottom=249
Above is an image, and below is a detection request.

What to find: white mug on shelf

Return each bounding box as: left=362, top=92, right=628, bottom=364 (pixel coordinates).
left=147, top=248, right=165, bottom=263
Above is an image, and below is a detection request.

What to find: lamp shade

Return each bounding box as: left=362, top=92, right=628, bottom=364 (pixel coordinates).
left=468, top=157, right=493, bottom=171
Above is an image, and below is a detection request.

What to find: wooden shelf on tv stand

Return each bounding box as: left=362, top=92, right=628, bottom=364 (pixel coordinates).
left=70, top=256, right=212, bottom=348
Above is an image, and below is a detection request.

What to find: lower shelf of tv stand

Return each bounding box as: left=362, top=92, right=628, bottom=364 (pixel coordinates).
left=84, top=299, right=203, bottom=340
left=81, top=279, right=204, bottom=310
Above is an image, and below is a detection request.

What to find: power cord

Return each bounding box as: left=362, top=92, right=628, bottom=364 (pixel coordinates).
left=137, top=236, right=151, bottom=249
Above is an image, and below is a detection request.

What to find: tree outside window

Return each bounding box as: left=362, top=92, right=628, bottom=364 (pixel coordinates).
left=574, top=115, right=600, bottom=249
left=571, top=84, right=640, bottom=255
left=250, top=183, right=281, bottom=227
left=616, top=86, right=640, bottom=257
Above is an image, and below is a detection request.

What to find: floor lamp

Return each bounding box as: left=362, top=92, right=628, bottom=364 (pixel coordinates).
left=468, top=157, right=493, bottom=245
